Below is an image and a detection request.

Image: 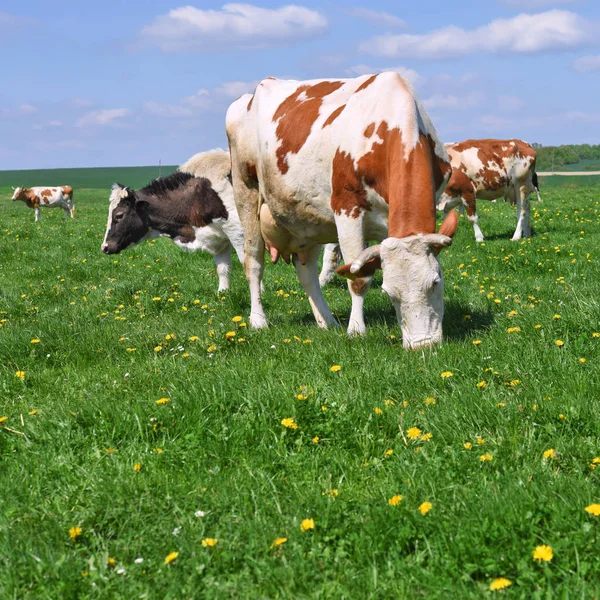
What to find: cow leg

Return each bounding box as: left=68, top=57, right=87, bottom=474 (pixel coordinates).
left=513, top=183, right=531, bottom=240
left=63, top=205, right=71, bottom=218
left=214, top=245, right=233, bottom=293
left=293, top=245, right=338, bottom=328
left=335, top=216, right=371, bottom=336
left=34, top=208, right=41, bottom=222
left=462, top=193, right=484, bottom=243
left=319, top=244, right=341, bottom=288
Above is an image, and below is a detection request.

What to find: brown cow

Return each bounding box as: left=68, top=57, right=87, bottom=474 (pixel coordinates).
left=12, top=186, right=75, bottom=221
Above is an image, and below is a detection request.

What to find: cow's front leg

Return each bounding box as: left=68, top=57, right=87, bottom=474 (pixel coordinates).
left=34, top=208, right=41, bottom=222
left=512, top=183, right=529, bottom=240
left=293, top=245, right=338, bottom=328
left=319, top=244, right=341, bottom=288
left=335, top=215, right=371, bottom=336
left=63, top=206, right=71, bottom=218
left=214, top=245, right=232, bottom=292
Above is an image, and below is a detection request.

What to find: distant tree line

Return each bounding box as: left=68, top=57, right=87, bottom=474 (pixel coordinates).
left=532, top=143, right=600, bottom=171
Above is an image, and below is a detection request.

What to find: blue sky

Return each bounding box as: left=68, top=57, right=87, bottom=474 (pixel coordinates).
left=1, top=0, right=599, bottom=169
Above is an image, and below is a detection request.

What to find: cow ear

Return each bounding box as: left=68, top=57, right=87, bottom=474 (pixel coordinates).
left=135, top=196, right=149, bottom=210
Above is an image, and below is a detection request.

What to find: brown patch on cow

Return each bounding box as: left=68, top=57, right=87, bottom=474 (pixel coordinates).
left=355, top=75, right=377, bottom=93
left=40, top=189, right=52, bottom=197
left=23, top=189, right=40, bottom=209
left=331, top=123, right=437, bottom=237
left=351, top=278, right=369, bottom=294
left=247, top=96, right=254, bottom=111
left=246, top=162, right=258, bottom=182
left=322, top=104, right=345, bottom=128
left=426, top=134, right=451, bottom=195
left=364, top=123, right=375, bottom=138
left=273, top=81, right=344, bottom=174
left=445, top=167, right=475, bottom=199
left=61, top=186, right=73, bottom=196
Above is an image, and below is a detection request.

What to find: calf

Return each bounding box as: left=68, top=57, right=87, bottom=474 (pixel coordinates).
left=227, top=72, right=457, bottom=349
left=102, top=150, right=244, bottom=292
left=11, top=186, right=75, bottom=221
left=438, top=139, right=540, bottom=242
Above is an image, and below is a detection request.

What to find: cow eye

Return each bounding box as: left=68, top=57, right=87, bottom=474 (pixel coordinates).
left=114, top=213, right=124, bottom=222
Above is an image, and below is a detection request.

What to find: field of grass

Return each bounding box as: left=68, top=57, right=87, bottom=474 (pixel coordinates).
left=1, top=173, right=600, bottom=598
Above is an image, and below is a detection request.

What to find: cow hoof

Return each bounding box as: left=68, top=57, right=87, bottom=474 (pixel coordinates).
left=475, top=236, right=484, bottom=243
left=250, top=314, right=268, bottom=329
left=347, top=321, right=366, bottom=337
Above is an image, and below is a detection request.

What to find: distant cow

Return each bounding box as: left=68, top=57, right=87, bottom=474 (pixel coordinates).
left=438, top=139, right=540, bottom=242
left=102, top=150, right=245, bottom=292
left=12, top=186, right=75, bottom=221
left=227, top=72, right=458, bottom=349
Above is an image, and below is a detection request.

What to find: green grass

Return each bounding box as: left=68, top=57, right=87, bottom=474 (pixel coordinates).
left=0, top=165, right=178, bottom=191
left=1, top=179, right=600, bottom=598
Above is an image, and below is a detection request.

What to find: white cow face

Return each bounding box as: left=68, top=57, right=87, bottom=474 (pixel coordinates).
left=11, top=187, right=23, bottom=201
left=379, top=235, right=449, bottom=349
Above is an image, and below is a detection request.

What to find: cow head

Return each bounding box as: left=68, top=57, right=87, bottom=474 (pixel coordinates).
left=11, top=187, right=24, bottom=201
left=337, top=211, right=459, bottom=350
left=102, top=184, right=151, bottom=254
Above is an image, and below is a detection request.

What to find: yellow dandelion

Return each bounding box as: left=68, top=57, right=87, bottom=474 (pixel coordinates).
left=476, top=381, right=487, bottom=389
left=155, top=397, right=171, bottom=405
left=532, top=545, right=553, bottom=563
left=384, top=449, right=394, bottom=457
left=480, top=453, right=493, bottom=462
left=28, top=410, right=38, bottom=416
left=407, top=427, right=422, bottom=440
left=30, top=338, right=40, bottom=344
left=107, top=557, right=116, bottom=566
left=440, top=371, right=453, bottom=378
left=330, top=365, right=341, bottom=372
left=15, top=371, right=25, bottom=381
left=281, top=418, right=298, bottom=430
left=553, top=314, right=561, bottom=320
left=543, top=448, right=557, bottom=459
left=300, top=518, right=315, bottom=532
left=592, top=457, right=600, bottom=464
left=477, top=437, right=485, bottom=445
left=105, top=448, right=117, bottom=454
left=535, top=324, right=542, bottom=329
left=69, top=526, right=82, bottom=541
left=384, top=399, right=395, bottom=407
left=164, top=551, right=179, bottom=564
left=270, top=537, right=287, bottom=549
left=374, top=407, right=383, bottom=415
left=473, top=339, right=482, bottom=346
left=207, top=344, right=217, bottom=352
left=418, top=502, right=432, bottom=515
left=152, top=297, right=161, bottom=302
left=201, top=538, right=218, bottom=547
left=225, top=331, right=236, bottom=339
left=555, top=340, right=564, bottom=347
left=424, top=397, right=436, bottom=405
left=585, top=503, right=600, bottom=516
left=420, top=432, right=432, bottom=442
left=188, top=336, right=199, bottom=342
left=507, top=326, right=521, bottom=333
left=489, top=578, right=512, bottom=591
left=232, top=316, right=243, bottom=323
left=388, top=495, right=402, bottom=506
left=464, top=442, right=472, bottom=450
left=165, top=334, right=175, bottom=340
left=579, top=358, right=586, bottom=363
left=312, top=436, right=319, bottom=444
left=593, top=333, right=600, bottom=338
left=0, top=416, right=8, bottom=424
left=133, top=462, right=142, bottom=471
left=154, top=346, right=163, bottom=352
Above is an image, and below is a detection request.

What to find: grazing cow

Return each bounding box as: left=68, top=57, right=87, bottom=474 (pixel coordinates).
left=438, top=139, right=540, bottom=242
left=102, top=150, right=245, bottom=292
left=11, top=186, right=75, bottom=221
left=226, top=72, right=458, bottom=349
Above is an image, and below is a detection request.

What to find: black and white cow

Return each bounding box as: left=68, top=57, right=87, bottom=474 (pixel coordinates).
left=102, top=150, right=244, bottom=292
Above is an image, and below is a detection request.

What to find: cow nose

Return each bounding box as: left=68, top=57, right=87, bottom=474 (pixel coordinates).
left=102, top=244, right=109, bottom=254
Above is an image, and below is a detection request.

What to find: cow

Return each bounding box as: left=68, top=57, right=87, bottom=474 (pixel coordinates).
left=438, top=139, right=540, bottom=242
left=102, top=150, right=245, bottom=292
left=11, top=186, right=75, bottom=221
left=226, top=72, right=458, bottom=349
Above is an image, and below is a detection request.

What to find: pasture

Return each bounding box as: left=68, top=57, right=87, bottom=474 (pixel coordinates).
left=1, top=172, right=600, bottom=598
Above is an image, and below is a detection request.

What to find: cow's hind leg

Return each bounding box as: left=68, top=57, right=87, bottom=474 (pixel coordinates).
left=214, top=244, right=233, bottom=293
left=293, top=245, right=338, bottom=328
left=512, top=183, right=531, bottom=240
left=34, top=208, right=41, bottom=222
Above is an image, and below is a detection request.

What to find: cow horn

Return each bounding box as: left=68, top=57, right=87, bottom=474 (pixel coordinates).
left=350, top=245, right=382, bottom=274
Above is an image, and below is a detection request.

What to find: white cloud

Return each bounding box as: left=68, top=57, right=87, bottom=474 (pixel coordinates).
left=141, top=3, right=327, bottom=52
left=49, top=120, right=63, bottom=127
left=213, top=81, right=257, bottom=98
left=346, top=8, right=406, bottom=29
left=573, top=55, right=600, bottom=72
left=345, top=64, right=424, bottom=86
left=71, top=98, right=94, bottom=108
left=423, top=92, right=484, bottom=110
left=18, top=104, right=37, bottom=114
left=499, top=0, right=581, bottom=7
left=360, top=10, right=594, bottom=59
left=498, top=95, right=525, bottom=111
left=565, top=111, right=600, bottom=122
left=143, top=101, right=193, bottom=118
left=77, top=108, right=130, bottom=127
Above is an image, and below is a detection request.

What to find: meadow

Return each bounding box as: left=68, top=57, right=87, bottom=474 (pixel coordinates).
left=1, top=172, right=600, bottom=599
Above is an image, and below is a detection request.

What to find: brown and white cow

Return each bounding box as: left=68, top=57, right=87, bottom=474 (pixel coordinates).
left=438, top=139, right=540, bottom=242
left=11, top=186, right=75, bottom=221
left=226, top=72, right=458, bottom=349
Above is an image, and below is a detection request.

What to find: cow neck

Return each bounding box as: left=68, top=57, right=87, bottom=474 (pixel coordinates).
left=386, top=131, right=437, bottom=239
